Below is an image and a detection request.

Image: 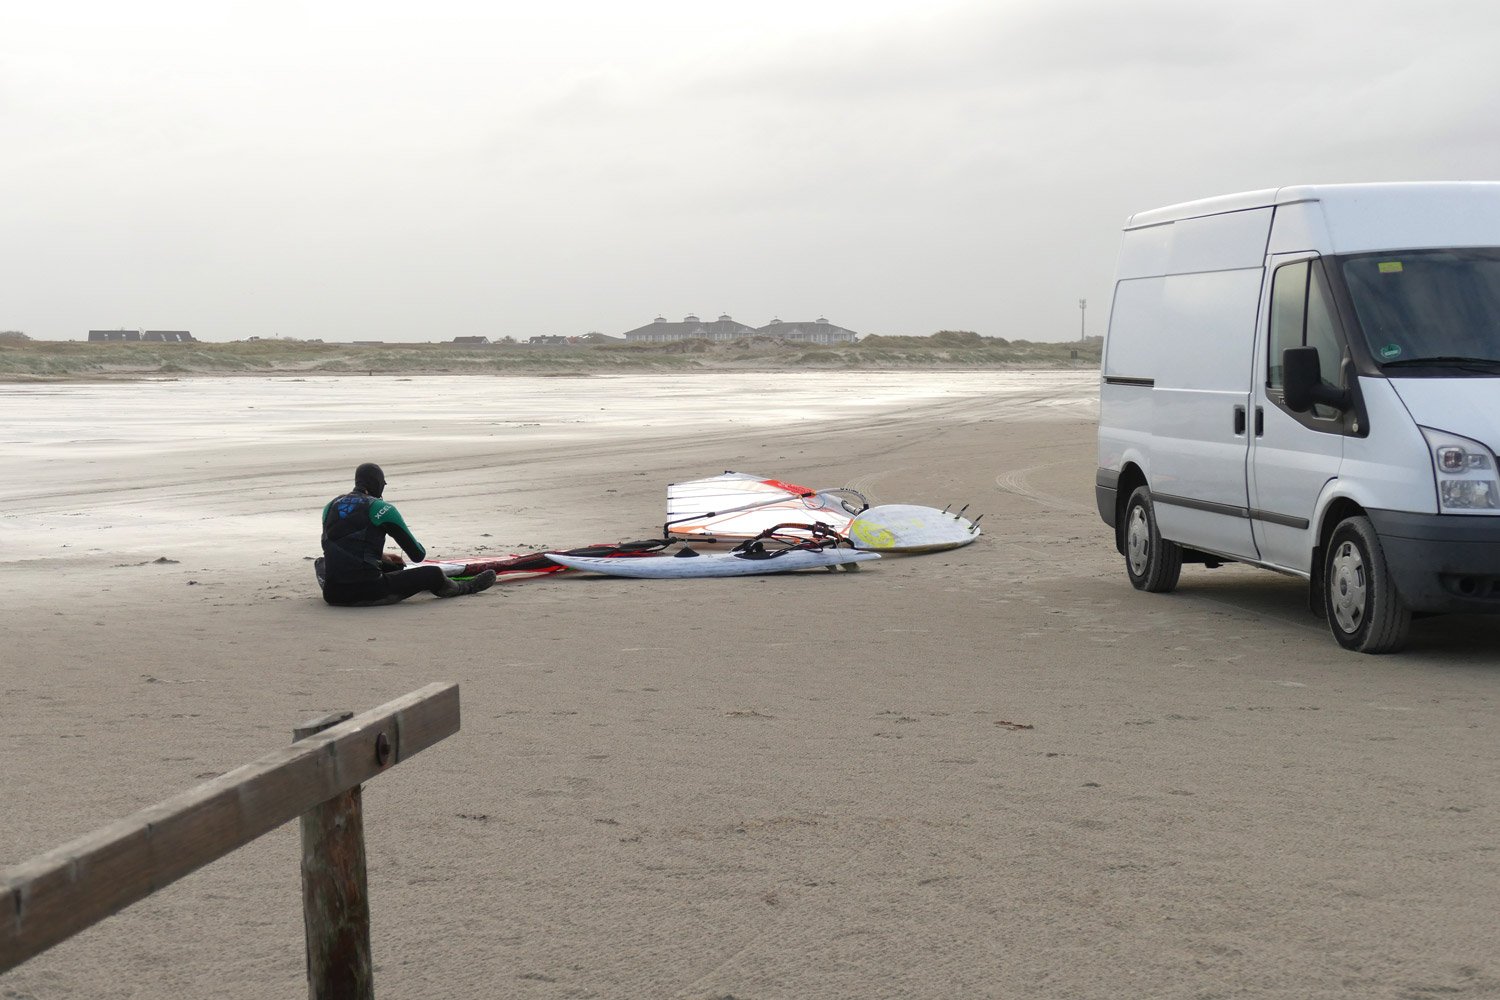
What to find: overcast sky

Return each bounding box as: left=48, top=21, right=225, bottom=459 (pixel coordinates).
left=5, top=1, right=1499, bottom=343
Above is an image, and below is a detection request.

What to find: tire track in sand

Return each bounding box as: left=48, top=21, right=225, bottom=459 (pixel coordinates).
left=993, top=461, right=1094, bottom=514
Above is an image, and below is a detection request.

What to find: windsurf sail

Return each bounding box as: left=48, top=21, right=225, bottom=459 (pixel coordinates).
left=317, top=540, right=674, bottom=590
left=433, top=539, right=673, bottom=578
left=665, top=471, right=868, bottom=541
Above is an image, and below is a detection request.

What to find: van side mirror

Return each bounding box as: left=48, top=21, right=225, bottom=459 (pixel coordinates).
left=1282, top=346, right=1350, bottom=413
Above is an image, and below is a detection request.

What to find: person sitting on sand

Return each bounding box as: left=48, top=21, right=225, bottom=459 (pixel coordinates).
left=320, top=462, right=495, bottom=606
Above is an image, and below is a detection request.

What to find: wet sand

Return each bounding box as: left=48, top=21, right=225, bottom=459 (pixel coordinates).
left=3, top=372, right=1498, bottom=999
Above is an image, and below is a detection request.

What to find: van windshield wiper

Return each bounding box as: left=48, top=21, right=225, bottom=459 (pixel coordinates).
left=1380, top=355, right=1500, bottom=373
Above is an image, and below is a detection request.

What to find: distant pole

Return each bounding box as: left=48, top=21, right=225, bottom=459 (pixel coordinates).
left=1078, top=298, right=1087, bottom=342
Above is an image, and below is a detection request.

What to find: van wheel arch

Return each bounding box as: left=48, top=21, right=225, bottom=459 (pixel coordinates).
left=1114, top=464, right=1148, bottom=555
left=1310, top=498, right=1365, bottom=616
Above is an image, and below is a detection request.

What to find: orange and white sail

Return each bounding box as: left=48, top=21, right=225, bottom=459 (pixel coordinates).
left=665, top=471, right=867, bottom=541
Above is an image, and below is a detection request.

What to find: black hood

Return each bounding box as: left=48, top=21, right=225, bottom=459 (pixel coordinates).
left=354, top=462, right=386, bottom=498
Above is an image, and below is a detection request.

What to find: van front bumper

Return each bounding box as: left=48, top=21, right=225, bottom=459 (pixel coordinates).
left=1368, top=509, right=1500, bottom=614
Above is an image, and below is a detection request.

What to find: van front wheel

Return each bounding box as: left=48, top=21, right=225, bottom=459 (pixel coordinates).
left=1323, top=515, right=1410, bottom=654
left=1124, top=486, right=1182, bottom=593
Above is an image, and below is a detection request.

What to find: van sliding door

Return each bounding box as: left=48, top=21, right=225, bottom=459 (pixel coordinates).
left=1105, top=205, right=1271, bottom=562
left=1123, top=267, right=1261, bottom=561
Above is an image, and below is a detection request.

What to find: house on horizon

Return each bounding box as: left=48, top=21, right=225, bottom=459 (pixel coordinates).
left=621, top=314, right=757, bottom=343
left=754, top=318, right=857, bottom=344
left=451, top=336, right=491, bottom=346
left=618, top=314, right=858, bottom=346
left=618, top=314, right=857, bottom=344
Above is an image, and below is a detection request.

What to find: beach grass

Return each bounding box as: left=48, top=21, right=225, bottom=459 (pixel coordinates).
left=0, top=330, right=1101, bottom=380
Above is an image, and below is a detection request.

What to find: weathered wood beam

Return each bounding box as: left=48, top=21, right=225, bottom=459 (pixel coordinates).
left=295, top=712, right=373, bottom=1000
left=1, top=682, right=460, bottom=973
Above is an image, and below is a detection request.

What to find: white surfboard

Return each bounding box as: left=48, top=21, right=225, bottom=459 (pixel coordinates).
left=546, top=548, right=879, bottom=579
left=845, top=504, right=981, bottom=553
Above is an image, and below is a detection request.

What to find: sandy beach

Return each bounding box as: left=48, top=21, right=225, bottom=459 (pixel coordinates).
left=3, top=371, right=1497, bottom=999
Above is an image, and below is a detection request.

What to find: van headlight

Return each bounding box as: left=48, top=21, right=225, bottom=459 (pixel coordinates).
left=1422, top=427, right=1500, bottom=513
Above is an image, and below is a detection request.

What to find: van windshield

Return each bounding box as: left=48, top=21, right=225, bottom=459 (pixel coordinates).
left=1341, top=248, right=1500, bottom=373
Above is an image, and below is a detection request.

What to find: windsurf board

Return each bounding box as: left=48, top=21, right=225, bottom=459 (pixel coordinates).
left=546, top=548, right=879, bottom=579
left=418, top=539, right=674, bottom=577
left=845, top=504, right=980, bottom=553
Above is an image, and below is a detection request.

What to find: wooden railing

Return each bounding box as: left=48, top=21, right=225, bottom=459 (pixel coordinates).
left=1, top=682, right=460, bottom=998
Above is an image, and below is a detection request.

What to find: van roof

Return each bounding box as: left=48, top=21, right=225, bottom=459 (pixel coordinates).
left=1125, top=182, right=1500, bottom=230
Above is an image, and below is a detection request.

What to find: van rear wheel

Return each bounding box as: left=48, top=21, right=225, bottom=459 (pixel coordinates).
left=1124, top=486, right=1182, bottom=593
left=1323, top=515, right=1410, bottom=654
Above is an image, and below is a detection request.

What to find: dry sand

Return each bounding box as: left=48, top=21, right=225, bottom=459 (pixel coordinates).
left=2, top=372, right=1498, bottom=999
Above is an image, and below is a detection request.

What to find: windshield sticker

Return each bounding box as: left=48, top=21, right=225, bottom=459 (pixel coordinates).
left=1378, top=261, right=1404, bottom=274
left=1379, top=343, right=1403, bottom=360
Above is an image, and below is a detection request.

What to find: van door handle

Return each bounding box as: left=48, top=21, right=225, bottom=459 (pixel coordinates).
left=1234, top=405, right=1247, bottom=435
left=1255, top=406, right=1264, bottom=437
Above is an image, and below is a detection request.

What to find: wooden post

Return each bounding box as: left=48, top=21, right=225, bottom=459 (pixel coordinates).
left=294, top=711, right=372, bottom=1000
left=2, top=682, right=460, bottom=976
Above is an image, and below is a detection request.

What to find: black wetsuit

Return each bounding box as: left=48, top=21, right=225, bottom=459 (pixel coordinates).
left=320, top=490, right=449, bottom=606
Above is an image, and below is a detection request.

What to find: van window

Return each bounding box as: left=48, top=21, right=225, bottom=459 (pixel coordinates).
left=1341, top=248, right=1500, bottom=372
left=1269, top=259, right=1343, bottom=419
left=1306, top=265, right=1343, bottom=392
left=1268, top=261, right=1307, bottom=389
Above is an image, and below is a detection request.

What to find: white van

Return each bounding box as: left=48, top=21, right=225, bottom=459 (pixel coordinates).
left=1096, top=182, right=1500, bottom=653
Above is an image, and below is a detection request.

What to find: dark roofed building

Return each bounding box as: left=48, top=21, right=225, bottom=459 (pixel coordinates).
left=451, top=336, right=491, bottom=346
left=142, top=330, right=195, bottom=343
left=754, top=317, right=857, bottom=344
left=621, top=314, right=758, bottom=343
left=88, top=330, right=141, bottom=342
